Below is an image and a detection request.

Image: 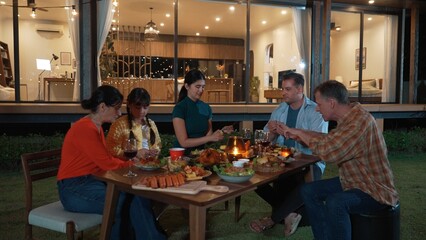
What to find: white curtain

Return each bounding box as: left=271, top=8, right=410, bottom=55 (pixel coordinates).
left=66, top=0, right=80, bottom=101
left=97, top=0, right=114, bottom=86
left=383, top=15, right=398, bottom=102
left=292, top=8, right=311, bottom=94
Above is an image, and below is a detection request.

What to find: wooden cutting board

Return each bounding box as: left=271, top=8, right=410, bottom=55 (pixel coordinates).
left=132, top=180, right=229, bottom=195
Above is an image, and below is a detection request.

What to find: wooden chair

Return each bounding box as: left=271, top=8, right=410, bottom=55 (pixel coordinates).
left=21, top=149, right=103, bottom=240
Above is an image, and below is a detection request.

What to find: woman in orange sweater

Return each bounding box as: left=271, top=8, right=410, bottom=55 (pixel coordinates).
left=57, top=85, right=166, bottom=240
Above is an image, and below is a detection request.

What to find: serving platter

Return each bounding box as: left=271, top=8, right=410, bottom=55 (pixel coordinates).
left=132, top=180, right=229, bottom=195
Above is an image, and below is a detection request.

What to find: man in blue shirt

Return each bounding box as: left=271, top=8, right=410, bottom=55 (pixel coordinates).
left=249, top=72, right=328, bottom=236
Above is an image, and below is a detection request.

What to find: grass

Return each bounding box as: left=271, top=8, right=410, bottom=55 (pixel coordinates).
left=1, top=152, right=425, bottom=239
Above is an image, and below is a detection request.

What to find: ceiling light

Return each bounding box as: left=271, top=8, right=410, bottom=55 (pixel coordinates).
left=205, top=26, right=209, bottom=30
left=262, top=20, right=267, bottom=25
left=196, top=32, right=200, bottom=36
left=112, top=0, right=118, bottom=7
left=31, top=8, right=36, bottom=18
left=165, top=13, right=170, bottom=18
left=112, top=8, right=116, bottom=13
left=0, top=1, right=6, bottom=5
left=229, top=6, right=235, bottom=11
left=281, top=10, right=287, bottom=15
left=368, top=0, right=375, bottom=4
left=160, top=23, right=164, bottom=27
left=215, top=17, right=221, bottom=22
left=71, top=5, right=78, bottom=16
left=144, top=7, right=159, bottom=41
left=331, top=22, right=341, bottom=32
left=367, top=17, right=373, bottom=21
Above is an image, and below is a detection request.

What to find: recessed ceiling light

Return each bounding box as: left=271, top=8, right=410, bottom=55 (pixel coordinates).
left=196, top=32, right=200, bottom=36
left=281, top=10, right=287, bottom=15
left=0, top=1, right=6, bottom=5
left=262, top=20, right=267, bottom=25
left=165, top=13, right=171, bottom=18
left=367, top=17, right=373, bottom=21
left=368, top=0, right=375, bottom=4
left=160, top=23, right=164, bottom=27
left=112, top=19, right=116, bottom=23
left=229, top=6, right=235, bottom=11
left=215, top=17, right=221, bottom=22
left=205, top=26, right=209, bottom=30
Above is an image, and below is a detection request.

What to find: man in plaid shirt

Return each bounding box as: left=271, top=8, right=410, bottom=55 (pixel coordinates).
left=282, top=80, right=399, bottom=240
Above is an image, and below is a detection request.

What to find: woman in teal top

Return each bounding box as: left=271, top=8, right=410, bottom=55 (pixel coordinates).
left=172, top=69, right=233, bottom=154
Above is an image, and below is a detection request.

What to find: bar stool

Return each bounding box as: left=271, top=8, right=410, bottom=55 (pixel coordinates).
left=207, top=90, right=230, bottom=102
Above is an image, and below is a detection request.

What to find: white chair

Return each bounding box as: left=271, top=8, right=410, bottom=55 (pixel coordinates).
left=21, top=149, right=103, bottom=240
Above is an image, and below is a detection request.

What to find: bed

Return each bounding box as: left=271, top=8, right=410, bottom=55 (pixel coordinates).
left=347, top=79, right=383, bottom=103
left=0, top=85, right=15, bottom=101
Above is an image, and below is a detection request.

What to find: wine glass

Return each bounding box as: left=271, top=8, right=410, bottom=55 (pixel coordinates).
left=123, top=138, right=138, bottom=177
left=241, top=128, right=252, bottom=144
left=254, top=130, right=264, bottom=145
left=261, top=131, right=271, bottom=147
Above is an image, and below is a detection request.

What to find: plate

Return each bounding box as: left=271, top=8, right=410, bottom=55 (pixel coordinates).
left=186, top=170, right=212, bottom=181
left=278, top=156, right=296, bottom=164
left=217, top=172, right=254, bottom=183
left=134, top=162, right=164, bottom=171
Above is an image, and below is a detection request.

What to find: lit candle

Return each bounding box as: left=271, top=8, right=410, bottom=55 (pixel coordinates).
left=281, top=149, right=291, bottom=158
left=232, top=147, right=239, bottom=155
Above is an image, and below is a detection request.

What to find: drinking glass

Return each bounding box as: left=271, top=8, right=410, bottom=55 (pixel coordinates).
left=254, top=130, right=264, bottom=145
left=261, top=131, right=271, bottom=147
left=123, top=138, right=138, bottom=177
left=241, top=128, right=252, bottom=144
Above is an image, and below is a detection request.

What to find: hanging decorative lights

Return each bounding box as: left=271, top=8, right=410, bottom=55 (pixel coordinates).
left=144, top=7, right=159, bottom=41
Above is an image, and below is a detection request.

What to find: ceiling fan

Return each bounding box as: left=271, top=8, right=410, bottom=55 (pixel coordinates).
left=25, top=0, right=48, bottom=12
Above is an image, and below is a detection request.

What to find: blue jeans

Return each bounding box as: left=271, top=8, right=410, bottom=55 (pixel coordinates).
left=57, top=175, right=166, bottom=240
left=255, top=163, right=323, bottom=224
left=300, top=177, right=388, bottom=240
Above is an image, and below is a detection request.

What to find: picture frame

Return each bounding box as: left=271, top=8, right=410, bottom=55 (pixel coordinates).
left=355, top=47, right=367, bottom=70
left=60, top=52, right=71, bottom=65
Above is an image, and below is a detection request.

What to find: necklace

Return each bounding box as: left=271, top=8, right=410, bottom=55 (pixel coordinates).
left=88, top=113, right=102, bottom=129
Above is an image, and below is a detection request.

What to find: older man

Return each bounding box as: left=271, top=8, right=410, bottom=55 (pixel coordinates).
left=283, top=80, right=399, bottom=240
left=249, top=72, right=328, bottom=236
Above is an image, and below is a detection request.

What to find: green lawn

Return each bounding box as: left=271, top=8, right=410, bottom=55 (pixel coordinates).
left=1, top=153, right=425, bottom=239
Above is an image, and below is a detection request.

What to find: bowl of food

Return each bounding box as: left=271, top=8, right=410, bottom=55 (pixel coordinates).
left=169, top=147, right=185, bottom=161
left=213, top=164, right=255, bottom=183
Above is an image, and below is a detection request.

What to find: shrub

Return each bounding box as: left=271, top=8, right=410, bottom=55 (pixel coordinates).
left=1, top=128, right=424, bottom=171
left=0, top=133, right=64, bottom=170
left=383, top=127, right=426, bottom=153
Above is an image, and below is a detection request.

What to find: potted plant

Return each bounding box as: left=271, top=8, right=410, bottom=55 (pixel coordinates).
left=249, top=76, right=260, bottom=102
left=99, top=32, right=117, bottom=80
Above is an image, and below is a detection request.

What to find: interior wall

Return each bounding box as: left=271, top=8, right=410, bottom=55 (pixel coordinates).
left=0, top=18, right=74, bottom=101
left=330, top=17, right=385, bottom=87
left=251, top=16, right=301, bottom=103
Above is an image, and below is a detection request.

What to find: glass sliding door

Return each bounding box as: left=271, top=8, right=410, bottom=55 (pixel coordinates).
left=250, top=4, right=310, bottom=103
left=0, top=1, right=76, bottom=102
left=330, top=10, right=398, bottom=104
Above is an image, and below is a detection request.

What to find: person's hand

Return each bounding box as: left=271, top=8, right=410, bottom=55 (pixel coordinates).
left=136, top=148, right=152, bottom=159
left=276, top=122, right=290, bottom=136
left=211, top=129, right=225, bottom=142
left=221, top=125, right=234, bottom=134
left=267, top=120, right=278, bottom=133
left=282, top=128, right=300, bottom=141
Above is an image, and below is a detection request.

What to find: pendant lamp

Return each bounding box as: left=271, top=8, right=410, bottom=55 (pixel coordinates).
left=144, top=7, right=159, bottom=41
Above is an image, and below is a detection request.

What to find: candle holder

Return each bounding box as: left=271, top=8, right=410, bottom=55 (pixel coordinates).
left=225, top=136, right=246, bottom=162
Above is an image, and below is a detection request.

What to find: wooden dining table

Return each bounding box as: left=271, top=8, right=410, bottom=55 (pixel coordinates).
left=93, top=154, right=319, bottom=240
